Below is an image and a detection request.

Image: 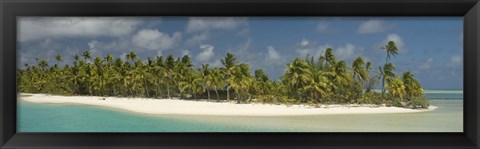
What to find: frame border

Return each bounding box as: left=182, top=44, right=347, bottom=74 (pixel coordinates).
left=1, top=0, right=479, bottom=148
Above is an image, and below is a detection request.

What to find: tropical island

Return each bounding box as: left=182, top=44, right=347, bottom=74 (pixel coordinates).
left=17, top=41, right=432, bottom=116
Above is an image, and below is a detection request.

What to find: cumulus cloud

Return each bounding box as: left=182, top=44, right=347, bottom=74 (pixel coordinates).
left=186, top=17, right=247, bottom=33
left=446, top=55, right=463, bottom=76
left=88, top=40, right=98, bottom=50
left=196, top=44, right=215, bottom=62
left=18, top=17, right=142, bottom=42
left=87, top=40, right=103, bottom=56
left=208, top=59, right=223, bottom=68
left=185, top=32, right=209, bottom=46
left=18, top=39, right=82, bottom=68
left=297, top=43, right=333, bottom=58
left=266, top=46, right=281, bottom=61
left=237, top=28, right=251, bottom=36
left=447, top=55, right=463, bottom=68
left=419, top=58, right=434, bottom=70
left=358, top=19, right=393, bottom=34
left=316, top=22, right=329, bottom=33
left=334, top=43, right=358, bottom=61
left=228, top=38, right=263, bottom=66
left=131, top=29, right=182, bottom=50
left=299, top=38, right=310, bottom=47
left=382, top=33, right=405, bottom=52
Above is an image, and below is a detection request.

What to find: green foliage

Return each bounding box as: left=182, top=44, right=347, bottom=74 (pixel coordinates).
left=17, top=41, right=429, bottom=109
left=410, top=96, right=429, bottom=109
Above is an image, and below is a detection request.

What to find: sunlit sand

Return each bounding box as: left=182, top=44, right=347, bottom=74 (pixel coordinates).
left=19, top=93, right=436, bottom=116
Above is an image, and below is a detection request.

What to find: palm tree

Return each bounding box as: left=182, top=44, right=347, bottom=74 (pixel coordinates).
left=364, top=61, right=373, bottom=92
left=165, top=55, right=176, bottom=99
left=386, top=77, right=406, bottom=101
left=382, top=41, right=399, bottom=64
left=105, top=54, right=114, bottom=64
left=325, top=48, right=336, bottom=69
left=55, top=54, right=63, bottom=66
left=380, top=63, right=396, bottom=101
left=200, top=64, right=212, bottom=100
left=17, top=46, right=428, bottom=108
left=402, top=71, right=424, bottom=101
left=304, top=71, right=331, bottom=103
left=209, top=67, right=224, bottom=101
left=230, top=63, right=253, bottom=103
left=330, top=60, right=354, bottom=102
left=126, top=51, right=138, bottom=64
left=82, top=50, right=92, bottom=62
left=93, top=56, right=106, bottom=96
left=254, top=69, right=271, bottom=95
left=221, top=53, right=238, bottom=101
left=352, top=57, right=367, bottom=82
left=284, top=58, right=312, bottom=101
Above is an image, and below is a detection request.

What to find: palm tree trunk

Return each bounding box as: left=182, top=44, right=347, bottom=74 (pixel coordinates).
left=311, top=92, right=314, bottom=103
left=235, top=90, right=240, bottom=104
left=381, top=76, right=385, bottom=102
left=143, top=76, right=149, bottom=97
left=215, top=88, right=220, bottom=101
left=167, top=83, right=171, bottom=99
left=227, top=86, right=230, bottom=101
left=207, top=88, right=211, bottom=100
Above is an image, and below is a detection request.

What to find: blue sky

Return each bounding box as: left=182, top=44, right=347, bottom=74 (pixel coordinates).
left=17, top=17, right=463, bottom=89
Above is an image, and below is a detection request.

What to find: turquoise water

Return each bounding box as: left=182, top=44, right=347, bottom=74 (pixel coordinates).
left=424, top=90, right=463, bottom=99
left=18, top=90, right=463, bottom=132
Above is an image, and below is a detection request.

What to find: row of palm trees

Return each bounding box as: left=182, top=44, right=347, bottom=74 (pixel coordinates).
left=17, top=41, right=428, bottom=108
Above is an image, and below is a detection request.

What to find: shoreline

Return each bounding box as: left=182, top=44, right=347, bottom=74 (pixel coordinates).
left=19, top=93, right=437, bottom=116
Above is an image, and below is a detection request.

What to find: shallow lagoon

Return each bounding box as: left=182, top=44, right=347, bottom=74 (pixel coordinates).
left=18, top=91, right=463, bottom=132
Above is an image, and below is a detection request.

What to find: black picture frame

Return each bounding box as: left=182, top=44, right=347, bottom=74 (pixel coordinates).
left=1, top=0, right=479, bottom=148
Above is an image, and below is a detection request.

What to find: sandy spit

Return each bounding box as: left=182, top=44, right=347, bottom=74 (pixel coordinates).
left=19, top=93, right=437, bottom=116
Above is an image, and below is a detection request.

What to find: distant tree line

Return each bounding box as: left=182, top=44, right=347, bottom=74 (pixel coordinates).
left=17, top=41, right=429, bottom=109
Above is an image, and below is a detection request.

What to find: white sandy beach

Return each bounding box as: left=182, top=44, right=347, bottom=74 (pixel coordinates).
left=19, top=93, right=436, bottom=116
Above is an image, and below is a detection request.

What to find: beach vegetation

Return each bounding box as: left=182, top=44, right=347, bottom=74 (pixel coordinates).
left=17, top=41, right=429, bottom=109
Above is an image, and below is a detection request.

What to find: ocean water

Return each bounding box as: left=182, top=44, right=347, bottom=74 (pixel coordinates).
left=18, top=90, right=463, bottom=132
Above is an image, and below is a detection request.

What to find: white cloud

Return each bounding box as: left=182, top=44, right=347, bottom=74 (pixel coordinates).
left=447, top=55, right=463, bottom=76
left=18, top=17, right=142, bottom=41
left=419, top=58, right=434, bottom=70
left=228, top=38, right=263, bottom=66
left=358, top=19, right=392, bottom=34
left=383, top=33, right=405, bottom=52
left=296, top=43, right=333, bottom=58
left=185, top=32, right=209, bottom=46
left=88, top=40, right=98, bottom=50
left=316, top=22, right=329, bottom=33
left=334, top=43, right=357, bottom=60
left=131, top=29, right=182, bottom=50
left=229, top=38, right=252, bottom=56
left=196, top=44, right=215, bottom=62
left=87, top=40, right=103, bottom=56
left=237, top=28, right=250, bottom=36
left=18, top=39, right=82, bottom=68
left=208, top=59, right=223, bottom=67
left=186, top=17, right=247, bottom=32
left=266, top=46, right=281, bottom=60
left=448, top=55, right=463, bottom=68
left=300, top=38, right=309, bottom=47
